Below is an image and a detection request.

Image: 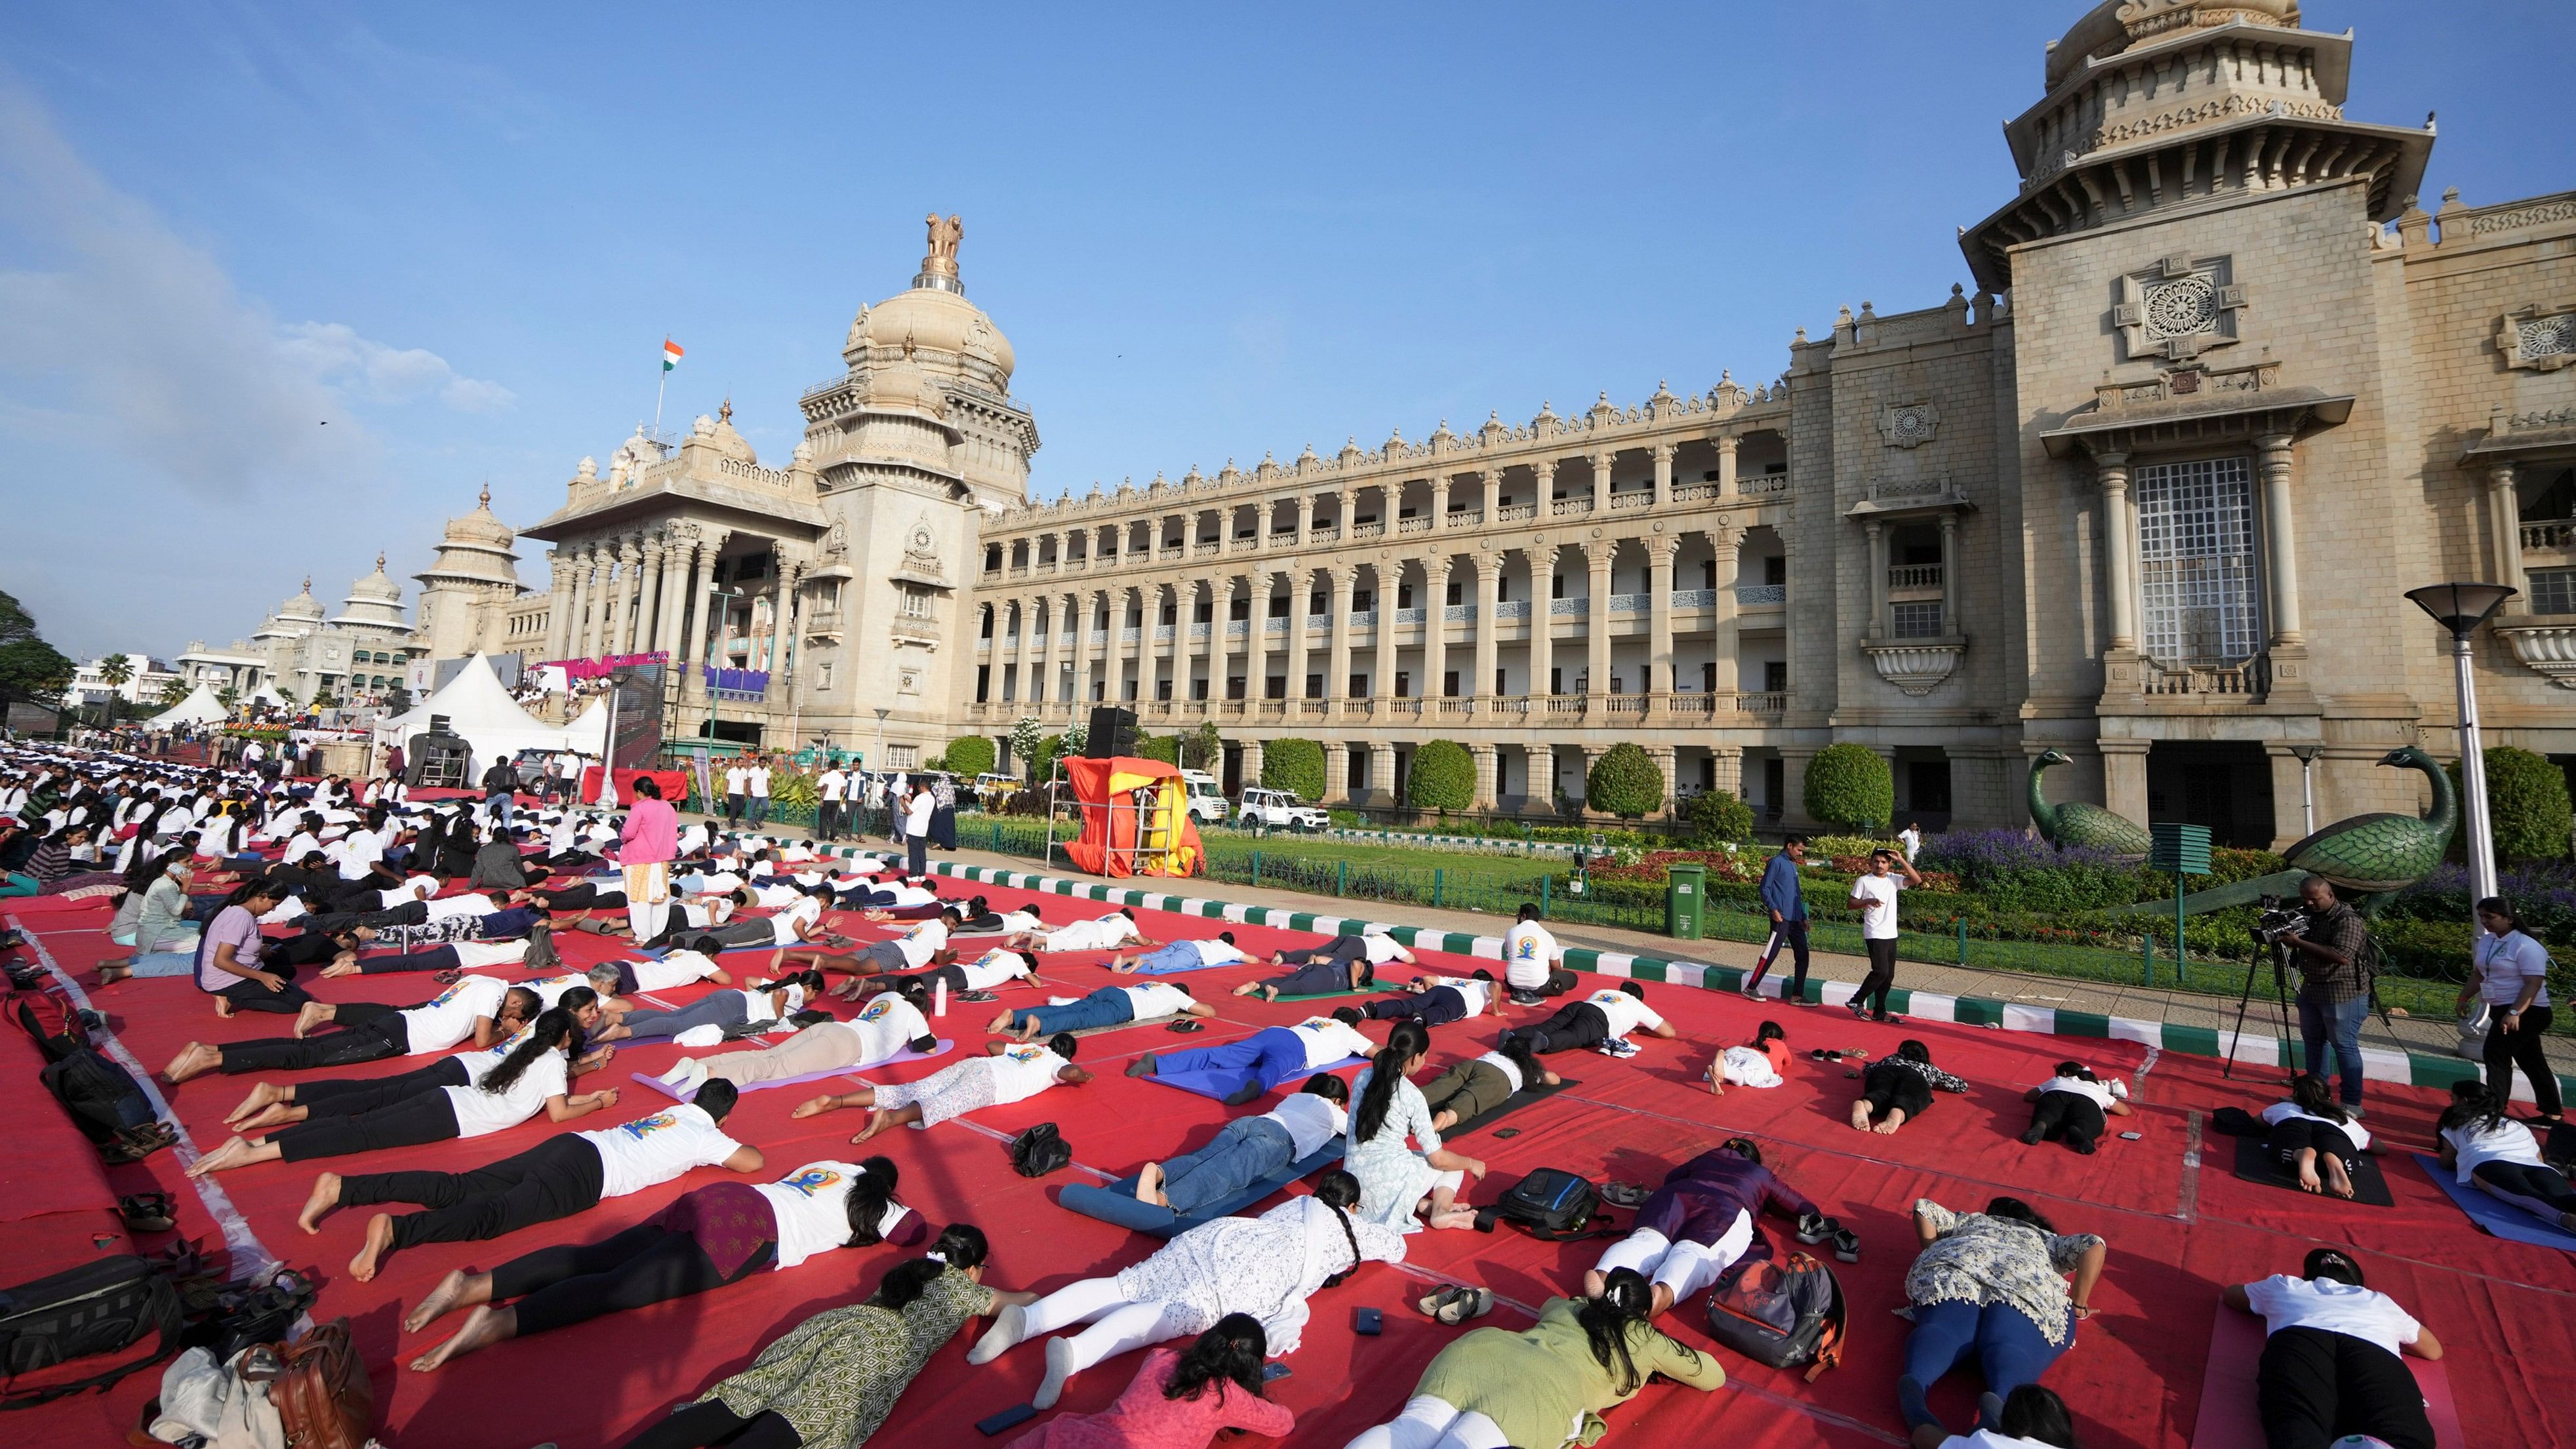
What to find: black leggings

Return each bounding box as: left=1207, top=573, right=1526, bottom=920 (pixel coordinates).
left=623, top=1401, right=801, bottom=1449
left=359, top=945, right=462, bottom=974
left=216, top=1003, right=409, bottom=1074
left=1363, top=987, right=1468, bottom=1025
left=1861, top=1062, right=1934, bottom=1123
left=2485, top=1005, right=2563, bottom=1119
left=338, top=1134, right=605, bottom=1251
left=1262, top=959, right=1362, bottom=997
left=2257, top=1326, right=2433, bottom=1449
left=1857, top=938, right=1899, bottom=1017
left=1514, top=1002, right=1610, bottom=1056
left=497, top=1223, right=776, bottom=1337
left=2267, top=1117, right=2361, bottom=1164
left=296, top=1058, right=470, bottom=1117
left=534, top=883, right=617, bottom=910
left=2472, top=1159, right=2576, bottom=1219
left=211, top=967, right=315, bottom=1016
left=2023, top=1090, right=2107, bottom=1151
left=272, top=1089, right=460, bottom=1162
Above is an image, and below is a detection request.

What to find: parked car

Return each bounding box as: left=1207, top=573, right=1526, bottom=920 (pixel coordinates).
left=1237, top=786, right=1328, bottom=831
left=1178, top=770, right=1229, bottom=824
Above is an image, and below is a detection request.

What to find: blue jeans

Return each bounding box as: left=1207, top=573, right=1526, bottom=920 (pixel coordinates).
left=2298, top=993, right=2369, bottom=1107
left=1012, top=987, right=1135, bottom=1036
left=748, top=797, right=768, bottom=827
left=1898, top=1298, right=2072, bottom=1432
left=1152, top=1027, right=1314, bottom=1099
left=128, top=949, right=199, bottom=978
left=1133, top=943, right=1205, bottom=974
left=1161, top=1117, right=1297, bottom=1215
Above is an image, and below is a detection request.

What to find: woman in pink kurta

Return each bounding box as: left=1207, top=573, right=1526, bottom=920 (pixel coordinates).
left=1010, top=1320, right=1293, bottom=1449
left=620, top=776, right=680, bottom=942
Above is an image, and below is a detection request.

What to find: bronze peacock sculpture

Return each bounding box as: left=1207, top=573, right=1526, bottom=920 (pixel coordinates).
left=2123, top=745, right=2458, bottom=917
left=2027, top=747, right=2154, bottom=856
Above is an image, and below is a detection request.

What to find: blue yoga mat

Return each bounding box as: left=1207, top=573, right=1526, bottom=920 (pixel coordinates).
left=1059, top=1138, right=1348, bottom=1237
left=2410, top=1153, right=2576, bottom=1250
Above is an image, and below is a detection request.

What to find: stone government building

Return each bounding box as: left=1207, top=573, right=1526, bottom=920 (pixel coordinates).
left=378, top=0, right=2573, bottom=848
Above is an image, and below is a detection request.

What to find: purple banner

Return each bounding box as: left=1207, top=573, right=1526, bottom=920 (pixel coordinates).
left=703, top=666, right=769, bottom=698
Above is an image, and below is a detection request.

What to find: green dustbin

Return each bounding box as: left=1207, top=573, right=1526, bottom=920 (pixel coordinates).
left=1666, top=862, right=1707, bottom=940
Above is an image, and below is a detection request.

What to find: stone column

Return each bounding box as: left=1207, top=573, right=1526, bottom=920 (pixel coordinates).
left=1031, top=597, right=1055, bottom=705
left=2255, top=434, right=2303, bottom=646
left=1373, top=564, right=1400, bottom=705
left=1105, top=587, right=1130, bottom=704
left=1327, top=565, right=1356, bottom=709
left=1533, top=460, right=1556, bottom=513
left=2099, top=740, right=2151, bottom=831
left=1652, top=442, right=1674, bottom=506
left=1647, top=535, right=1677, bottom=704
left=1241, top=737, right=1265, bottom=791
left=1324, top=742, right=1350, bottom=802
left=2095, top=450, right=2137, bottom=652
left=542, top=550, right=572, bottom=661
left=1422, top=555, right=1450, bottom=705
left=1649, top=745, right=1678, bottom=818
left=1714, top=434, right=1739, bottom=497
left=1576, top=745, right=1605, bottom=814
left=1863, top=518, right=1888, bottom=640
left=1528, top=744, right=1558, bottom=813
left=1071, top=591, right=1097, bottom=705
left=1013, top=597, right=1037, bottom=705
left=1333, top=489, right=1354, bottom=540
left=1137, top=584, right=1164, bottom=705
left=563, top=543, right=594, bottom=660
left=1472, top=742, right=1498, bottom=809
left=1591, top=449, right=1615, bottom=511
left=1217, top=576, right=1243, bottom=702
left=778, top=561, right=805, bottom=685
left=2487, top=462, right=2527, bottom=611
left=1370, top=740, right=1399, bottom=804
left=1479, top=468, right=1500, bottom=521
left=1583, top=540, right=1613, bottom=702
left=1710, top=744, right=1744, bottom=797
left=1937, top=513, right=1959, bottom=635
left=1429, top=473, right=1451, bottom=530
left=1472, top=553, right=1503, bottom=712
left=640, top=534, right=673, bottom=654
left=679, top=537, right=713, bottom=700
left=1284, top=568, right=1312, bottom=705
left=1293, top=494, right=1313, bottom=546
left=1527, top=543, right=1556, bottom=700
left=1777, top=747, right=1816, bottom=829
left=614, top=536, right=644, bottom=653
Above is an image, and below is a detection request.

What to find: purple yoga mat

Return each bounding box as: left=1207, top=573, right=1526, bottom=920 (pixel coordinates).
left=631, top=1039, right=957, bottom=1102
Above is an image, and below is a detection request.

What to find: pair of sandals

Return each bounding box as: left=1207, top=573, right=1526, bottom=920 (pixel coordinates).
left=1806, top=1047, right=1866, bottom=1062
left=1601, top=1181, right=1652, bottom=1209
left=1416, top=1284, right=1497, bottom=1325
left=1795, top=1212, right=1862, bottom=1263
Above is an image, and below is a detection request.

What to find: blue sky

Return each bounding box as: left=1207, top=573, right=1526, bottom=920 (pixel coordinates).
left=2, top=1, right=2569, bottom=660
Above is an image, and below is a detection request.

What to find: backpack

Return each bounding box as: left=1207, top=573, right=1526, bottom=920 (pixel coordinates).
left=1474, top=1168, right=1619, bottom=1242
left=7, top=983, right=93, bottom=1063
left=1009, top=1122, right=1072, bottom=1178
left=245, top=1317, right=373, bottom=1449
left=39, top=1046, right=157, bottom=1145
left=0, top=1256, right=188, bottom=1405
left=1704, top=1252, right=1845, bottom=1380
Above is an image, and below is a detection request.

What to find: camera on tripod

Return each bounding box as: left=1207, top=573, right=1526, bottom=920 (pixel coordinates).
left=2251, top=896, right=2312, bottom=947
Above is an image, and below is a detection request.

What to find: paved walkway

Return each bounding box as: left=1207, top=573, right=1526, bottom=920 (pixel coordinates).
left=713, top=810, right=2576, bottom=1086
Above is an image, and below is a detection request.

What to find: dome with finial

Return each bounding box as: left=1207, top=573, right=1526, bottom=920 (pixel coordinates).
left=704, top=397, right=759, bottom=464
left=419, top=485, right=523, bottom=595
left=841, top=212, right=1016, bottom=387
left=331, top=554, right=410, bottom=639
left=277, top=577, right=325, bottom=623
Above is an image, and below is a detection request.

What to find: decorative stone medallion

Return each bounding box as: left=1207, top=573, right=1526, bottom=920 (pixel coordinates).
left=2112, top=254, right=2247, bottom=363
left=2497, top=304, right=2576, bottom=371
left=1878, top=401, right=1941, bottom=450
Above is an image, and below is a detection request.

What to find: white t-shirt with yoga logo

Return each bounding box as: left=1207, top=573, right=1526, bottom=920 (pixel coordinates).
left=987, top=1044, right=1066, bottom=1105
left=754, top=1160, right=913, bottom=1270
left=582, top=1104, right=746, bottom=1199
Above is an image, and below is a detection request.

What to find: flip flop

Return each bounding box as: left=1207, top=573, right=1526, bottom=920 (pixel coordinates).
left=1600, top=1181, right=1651, bottom=1208
left=1832, top=1228, right=1862, bottom=1263
left=1165, top=1019, right=1203, bottom=1033
left=1445, top=1288, right=1495, bottom=1324
left=1796, top=1213, right=1838, bottom=1244
left=1416, top=1284, right=1470, bottom=1320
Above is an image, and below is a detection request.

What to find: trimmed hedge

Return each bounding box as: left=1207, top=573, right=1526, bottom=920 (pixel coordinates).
left=1683, top=789, right=1756, bottom=845
left=1262, top=738, right=1326, bottom=802
left=1137, top=733, right=1180, bottom=765
left=1804, top=744, right=1893, bottom=833
left=1405, top=740, right=1477, bottom=812
left=944, top=735, right=996, bottom=778
left=2445, top=746, right=2572, bottom=862
left=1587, top=743, right=1664, bottom=819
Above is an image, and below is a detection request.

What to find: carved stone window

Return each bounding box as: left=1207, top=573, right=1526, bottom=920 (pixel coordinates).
left=2113, top=255, right=2247, bottom=364
left=2498, top=304, right=2576, bottom=372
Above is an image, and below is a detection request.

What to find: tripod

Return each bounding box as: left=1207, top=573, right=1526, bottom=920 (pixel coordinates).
left=2222, top=938, right=2298, bottom=1082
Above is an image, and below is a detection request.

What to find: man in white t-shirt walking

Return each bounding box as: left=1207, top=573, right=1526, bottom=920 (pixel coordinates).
left=745, top=757, right=772, bottom=829
left=816, top=764, right=849, bottom=842
left=904, top=780, right=935, bottom=876
left=1847, top=848, right=1922, bottom=1023
left=721, top=762, right=748, bottom=829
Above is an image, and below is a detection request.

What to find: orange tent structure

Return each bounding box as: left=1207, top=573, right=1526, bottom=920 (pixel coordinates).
left=1057, top=755, right=1205, bottom=877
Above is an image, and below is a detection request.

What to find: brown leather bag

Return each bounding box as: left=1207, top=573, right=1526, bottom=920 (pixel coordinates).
left=245, top=1317, right=373, bottom=1449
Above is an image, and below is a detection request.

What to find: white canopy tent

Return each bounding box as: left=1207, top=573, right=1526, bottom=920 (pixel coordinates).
left=372, top=654, right=607, bottom=781
left=146, top=684, right=229, bottom=729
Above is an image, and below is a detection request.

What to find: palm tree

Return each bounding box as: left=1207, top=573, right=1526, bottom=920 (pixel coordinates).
left=98, top=653, right=133, bottom=728
left=156, top=676, right=190, bottom=708
left=216, top=685, right=241, bottom=713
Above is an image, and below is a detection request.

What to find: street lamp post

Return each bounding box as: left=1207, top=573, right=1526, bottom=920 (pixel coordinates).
left=872, top=707, right=893, bottom=835
left=2404, top=582, right=2518, bottom=905
left=2287, top=744, right=2324, bottom=837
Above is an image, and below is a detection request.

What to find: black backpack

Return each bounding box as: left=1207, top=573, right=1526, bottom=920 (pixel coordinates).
left=0, top=1256, right=188, bottom=1406
left=1704, top=1252, right=1846, bottom=1380
left=1009, top=1122, right=1072, bottom=1178
left=39, top=1046, right=157, bottom=1145
left=1474, top=1168, right=1619, bottom=1241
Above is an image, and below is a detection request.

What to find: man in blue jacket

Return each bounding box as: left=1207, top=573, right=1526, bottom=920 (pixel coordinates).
left=1742, top=836, right=1813, bottom=1005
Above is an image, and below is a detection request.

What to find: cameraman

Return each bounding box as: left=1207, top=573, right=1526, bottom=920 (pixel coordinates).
left=2280, top=875, right=2374, bottom=1115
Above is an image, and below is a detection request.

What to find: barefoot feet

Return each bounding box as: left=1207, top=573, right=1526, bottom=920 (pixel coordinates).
left=298, top=1173, right=342, bottom=1235
left=349, top=1213, right=395, bottom=1282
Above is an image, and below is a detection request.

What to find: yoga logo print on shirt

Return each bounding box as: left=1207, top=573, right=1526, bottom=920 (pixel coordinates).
left=777, top=1166, right=844, bottom=1197
left=1004, top=1044, right=1049, bottom=1066
left=424, top=980, right=475, bottom=1010
left=617, top=1109, right=680, bottom=1140
left=858, top=997, right=903, bottom=1023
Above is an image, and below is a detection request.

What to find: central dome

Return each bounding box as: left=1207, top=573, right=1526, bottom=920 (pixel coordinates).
left=841, top=214, right=1015, bottom=388
left=2045, top=0, right=2300, bottom=90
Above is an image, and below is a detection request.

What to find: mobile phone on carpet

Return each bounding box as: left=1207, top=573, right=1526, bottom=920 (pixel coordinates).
left=1354, top=1306, right=1382, bottom=1335
left=1263, top=1362, right=1293, bottom=1381
left=977, top=1404, right=1039, bottom=1435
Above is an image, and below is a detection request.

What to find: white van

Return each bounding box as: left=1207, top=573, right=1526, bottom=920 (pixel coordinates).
left=1178, top=770, right=1229, bottom=824
left=1237, top=786, right=1329, bottom=831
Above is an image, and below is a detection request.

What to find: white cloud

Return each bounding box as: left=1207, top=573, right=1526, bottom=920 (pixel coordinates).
left=276, top=321, right=517, bottom=412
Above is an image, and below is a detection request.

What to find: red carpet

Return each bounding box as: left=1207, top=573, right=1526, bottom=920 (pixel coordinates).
left=7, top=869, right=2573, bottom=1448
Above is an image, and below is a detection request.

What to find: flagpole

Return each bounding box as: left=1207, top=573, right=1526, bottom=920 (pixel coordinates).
left=653, top=362, right=668, bottom=436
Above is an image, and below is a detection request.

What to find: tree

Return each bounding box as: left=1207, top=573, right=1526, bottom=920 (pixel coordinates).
left=0, top=589, right=73, bottom=711
left=156, top=677, right=190, bottom=707
left=1586, top=742, right=1664, bottom=819
left=1010, top=716, right=1043, bottom=780
left=312, top=688, right=339, bottom=709
left=1138, top=732, right=1180, bottom=765
left=1805, top=743, right=1894, bottom=833
left=1683, top=788, right=1756, bottom=844
left=2447, top=746, right=2574, bottom=862
left=1188, top=721, right=1223, bottom=772
left=945, top=734, right=997, bottom=779
left=1262, top=738, right=1327, bottom=802
left=1061, top=715, right=1090, bottom=757
left=97, top=653, right=133, bottom=728
left=1035, top=733, right=1066, bottom=784
left=215, top=685, right=241, bottom=711
left=0, top=589, right=37, bottom=648
left=1405, top=740, right=1477, bottom=813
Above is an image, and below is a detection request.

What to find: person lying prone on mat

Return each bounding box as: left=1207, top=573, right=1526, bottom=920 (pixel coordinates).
left=1906, top=1384, right=2080, bottom=1449
left=841, top=873, right=939, bottom=911
left=509, top=877, right=625, bottom=912
left=1003, top=1314, right=1296, bottom=1449
left=1503, top=981, right=1676, bottom=1057
left=656, top=979, right=937, bottom=1096
left=1009, top=906, right=1156, bottom=956
left=1851, top=1039, right=1969, bottom=1135
left=792, top=1033, right=1091, bottom=1144
left=405, top=1154, right=927, bottom=1374
left=611, top=1224, right=1032, bottom=1449
left=1127, top=1010, right=1377, bottom=1106
left=320, top=937, right=538, bottom=978
left=163, top=975, right=525, bottom=1082
left=1707, top=1020, right=1792, bottom=1094
left=2223, top=1247, right=2443, bottom=1449
left=593, top=970, right=824, bottom=1043
left=841, top=943, right=1037, bottom=1006
left=794, top=909, right=961, bottom=995
left=1243, top=928, right=1417, bottom=999
left=1897, top=1197, right=2105, bottom=1442
left=992, top=980, right=1216, bottom=1041
left=1338, top=1267, right=1724, bottom=1449
left=2438, top=1078, right=2576, bottom=1233
left=221, top=990, right=609, bottom=1132
left=970, top=1169, right=1403, bottom=1411
left=1111, top=931, right=1253, bottom=974
left=2017, top=1060, right=2133, bottom=1157
left=1359, top=969, right=1504, bottom=1026
left=186, top=1006, right=617, bottom=1176
left=2249, top=1073, right=2367, bottom=1197
left=1134, top=1075, right=1350, bottom=1212
left=1584, top=1136, right=1819, bottom=1318
left=1420, top=1035, right=1560, bottom=1132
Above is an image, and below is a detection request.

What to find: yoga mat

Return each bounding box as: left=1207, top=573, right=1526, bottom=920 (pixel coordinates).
left=630, top=1039, right=956, bottom=1101
left=1123, top=952, right=1251, bottom=976
left=2229, top=1134, right=2396, bottom=1208
left=2188, top=1301, right=2463, bottom=1449
left=1147, top=1054, right=1371, bottom=1102
left=1441, top=1077, right=1578, bottom=1138
left=1060, top=1136, right=1348, bottom=1237
left=2411, top=1153, right=2576, bottom=1250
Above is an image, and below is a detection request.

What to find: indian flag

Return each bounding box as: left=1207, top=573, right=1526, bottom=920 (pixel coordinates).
left=661, top=338, right=684, bottom=372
